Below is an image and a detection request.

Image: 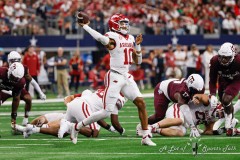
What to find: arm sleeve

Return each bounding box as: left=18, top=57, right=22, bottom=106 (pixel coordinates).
left=209, top=58, right=218, bottom=95
left=30, top=78, right=43, bottom=94
left=83, top=25, right=109, bottom=45
left=180, top=104, right=195, bottom=127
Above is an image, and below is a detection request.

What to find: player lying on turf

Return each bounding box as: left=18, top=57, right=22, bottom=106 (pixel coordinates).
left=15, top=112, right=106, bottom=138
left=18, top=89, right=126, bottom=138
left=58, top=89, right=127, bottom=141
left=137, top=94, right=239, bottom=136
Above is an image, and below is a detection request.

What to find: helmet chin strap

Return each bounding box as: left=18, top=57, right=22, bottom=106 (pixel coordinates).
left=120, top=29, right=128, bottom=35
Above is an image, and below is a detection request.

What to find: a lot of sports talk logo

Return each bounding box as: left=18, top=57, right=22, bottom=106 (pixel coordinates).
left=158, top=137, right=237, bottom=156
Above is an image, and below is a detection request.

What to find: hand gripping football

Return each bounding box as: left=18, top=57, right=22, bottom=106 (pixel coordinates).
left=76, top=11, right=89, bottom=24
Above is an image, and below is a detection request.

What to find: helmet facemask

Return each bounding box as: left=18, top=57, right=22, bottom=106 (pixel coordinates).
left=9, top=58, right=21, bottom=65
left=218, top=42, right=236, bottom=66
left=218, top=55, right=234, bottom=66
left=118, top=20, right=130, bottom=35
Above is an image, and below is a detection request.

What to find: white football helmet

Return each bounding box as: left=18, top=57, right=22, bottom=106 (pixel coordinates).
left=8, top=62, right=24, bottom=83
left=8, top=51, right=22, bottom=65
left=218, top=42, right=236, bottom=66
left=186, top=74, right=204, bottom=96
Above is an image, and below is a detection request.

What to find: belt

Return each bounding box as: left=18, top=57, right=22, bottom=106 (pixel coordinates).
left=110, top=69, right=121, bottom=75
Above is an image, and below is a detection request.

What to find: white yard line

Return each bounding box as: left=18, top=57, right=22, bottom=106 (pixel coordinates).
left=1, top=137, right=240, bottom=141
left=17, top=144, right=54, bottom=146
left=0, top=152, right=239, bottom=155
left=0, top=147, right=25, bottom=149
left=0, top=93, right=155, bottom=106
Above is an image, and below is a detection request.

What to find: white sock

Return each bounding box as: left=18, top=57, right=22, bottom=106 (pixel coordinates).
left=225, top=113, right=233, bottom=129
left=76, top=109, right=110, bottom=130
left=234, top=100, right=240, bottom=114
left=151, top=122, right=160, bottom=129
left=142, top=129, right=150, bottom=138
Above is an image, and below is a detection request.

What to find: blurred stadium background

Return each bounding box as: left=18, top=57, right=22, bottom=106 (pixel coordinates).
left=0, top=0, right=240, bottom=97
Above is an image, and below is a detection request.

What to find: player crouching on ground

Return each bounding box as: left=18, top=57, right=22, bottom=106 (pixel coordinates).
left=137, top=94, right=239, bottom=137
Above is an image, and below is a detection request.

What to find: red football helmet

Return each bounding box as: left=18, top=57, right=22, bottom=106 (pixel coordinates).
left=108, top=14, right=130, bottom=34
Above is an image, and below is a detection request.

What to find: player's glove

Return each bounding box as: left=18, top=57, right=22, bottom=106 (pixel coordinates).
left=190, top=126, right=201, bottom=138
left=210, top=95, right=218, bottom=108
left=108, top=126, right=117, bottom=133
left=39, top=92, right=46, bottom=100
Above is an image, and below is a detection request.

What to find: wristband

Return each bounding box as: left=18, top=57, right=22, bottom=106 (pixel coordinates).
left=136, top=44, right=141, bottom=52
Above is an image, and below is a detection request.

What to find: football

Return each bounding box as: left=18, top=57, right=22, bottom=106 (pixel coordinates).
left=76, top=11, right=89, bottom=24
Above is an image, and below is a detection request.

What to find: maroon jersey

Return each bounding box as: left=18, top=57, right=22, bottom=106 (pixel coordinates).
left=0, top=67, right=26, bottom=97
left=209, top=54, right=240, bottom=97
left=151, top=79, right=191, bottom=123
left=167, top=79, right=191, bottom=103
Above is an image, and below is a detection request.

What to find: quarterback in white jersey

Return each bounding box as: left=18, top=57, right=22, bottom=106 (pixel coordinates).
left=74, top=13, right=155, bottom=146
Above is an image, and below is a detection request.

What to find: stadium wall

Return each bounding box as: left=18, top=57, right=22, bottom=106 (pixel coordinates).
left=0, top=35, right=239, bottom=52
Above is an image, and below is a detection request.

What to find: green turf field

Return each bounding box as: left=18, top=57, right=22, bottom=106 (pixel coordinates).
left=0, top=98, right=240, bottom=160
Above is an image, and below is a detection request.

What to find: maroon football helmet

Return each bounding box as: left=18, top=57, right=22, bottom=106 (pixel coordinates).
left=108, top=14, right=130, bottom=34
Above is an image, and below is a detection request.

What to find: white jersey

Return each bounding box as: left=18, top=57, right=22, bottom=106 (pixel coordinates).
left=188, top=102, right=214, bottom=125
left=81, top=89, right=126, bottom=115
left=167, top=103, right=214, bottom=127
left=105, top=31, right=135, bottom=74
left=44, top=113, right=65, bottom=122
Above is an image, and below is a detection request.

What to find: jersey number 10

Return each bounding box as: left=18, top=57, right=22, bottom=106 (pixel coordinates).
left=124, top=48, right=134, bottom=65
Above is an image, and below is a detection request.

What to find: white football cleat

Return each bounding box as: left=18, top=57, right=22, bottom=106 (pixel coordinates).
left=136, top=123, right=143, bottom=136
left=70, top=123, right=79, bottom=144
left=136, top=123, right=153, bottom=137
left=23, top=124, right=34, bottom=138
left=141, top=135, right=156, bottom=146
left=58, top=119, right=71, bottom=139
left=22, top=117, right=29, bottom=126
left=15, top=124, right=25, bottom=133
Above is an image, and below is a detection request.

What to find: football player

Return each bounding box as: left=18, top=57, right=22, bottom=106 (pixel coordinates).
left=140, top=94, right=238, bottom=137
left=16, top=112, right=102, bottom=138
left=2, top=51, right=46, bottom=126
left=209, top=42, right=240, bottom=136
left=0, top=62, right=25, bottom=127
left=147, top=74, right=205, bottom=137
left=21, top=89, right=126, bottom=138
left=75, top=13, right=155, bottom=146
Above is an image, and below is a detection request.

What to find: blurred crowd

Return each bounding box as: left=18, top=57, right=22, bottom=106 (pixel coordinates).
left=0, top=0, right=240, bottom=35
